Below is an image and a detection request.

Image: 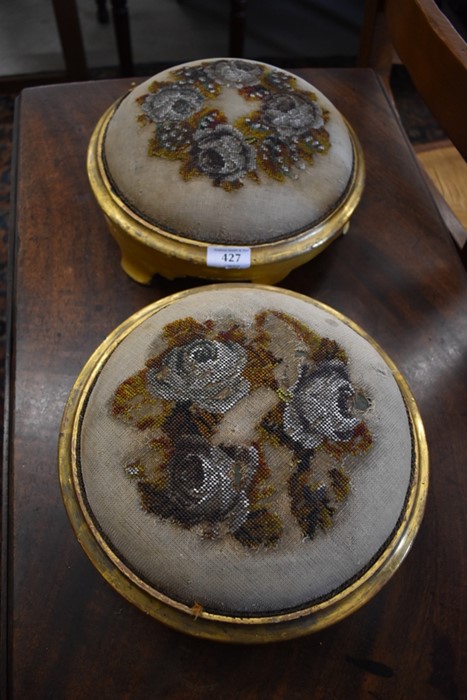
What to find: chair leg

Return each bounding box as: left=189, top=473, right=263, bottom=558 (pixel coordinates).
left=96, top=0, right=110, bottom=24
left=229, top=0, right=248, bottom=57
left=110, top=0, right=134, bottom=77
left=51, top=0, right=88, bottom=81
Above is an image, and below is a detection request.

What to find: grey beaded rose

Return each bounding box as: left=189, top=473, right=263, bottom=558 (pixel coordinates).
left=191, top=124, right=256, bottom=184
left=141, top=84, right=205, bottom=122
left=205, top=59, right=263, bottom=87
left=163, top=436, right=258, bottom=529
left=262, top=92, right=324, bottom=136
left=283, top=360, right=360, bottom=449
left=147, top=338, right=250, bottom=413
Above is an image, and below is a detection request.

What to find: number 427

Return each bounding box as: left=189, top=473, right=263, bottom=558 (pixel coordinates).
left=223, top=253, right=241, bottom=263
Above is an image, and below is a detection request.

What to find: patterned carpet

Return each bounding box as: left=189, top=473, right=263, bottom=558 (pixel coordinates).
left=0, top=67, right=443, bottom=455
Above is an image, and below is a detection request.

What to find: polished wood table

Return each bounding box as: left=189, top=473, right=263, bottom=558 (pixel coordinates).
left=2, top=70, right=466, bottom=699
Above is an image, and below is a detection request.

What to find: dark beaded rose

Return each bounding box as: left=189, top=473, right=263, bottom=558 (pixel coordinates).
left=191, top=124, right=256, bottom=184
left=164, top=436, right=258, bottom=529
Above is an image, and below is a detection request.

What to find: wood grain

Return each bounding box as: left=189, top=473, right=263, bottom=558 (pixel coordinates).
left=359, top=0, right=467, bottom=161
left=416, top=141, right=467, bottom=228
left=2, top=70, right=467, bottom=699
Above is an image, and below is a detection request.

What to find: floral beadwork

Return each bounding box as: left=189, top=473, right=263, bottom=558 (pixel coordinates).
left=283, top=360, right=360, bottom=449
left=147, top=337, right=250, bottom=412
left=136, top=60, right=331, bottom=190
left=141, top=84, right=205, bottom=122
left=139, top=436, right=258, bottom=531
left=262, top=92, right=324, bottom=136
left=189, top=124, right=257, bottom=186
left=112, top=310, right=372, bottom=549
left=205, top=59, right=264, bottom=88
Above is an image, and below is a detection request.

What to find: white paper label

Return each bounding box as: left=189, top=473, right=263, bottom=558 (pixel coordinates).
left=206, top=247, right=251, bottom=269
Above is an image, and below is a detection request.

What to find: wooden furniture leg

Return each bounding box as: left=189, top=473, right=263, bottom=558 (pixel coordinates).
left=229, top=0, right=248, bottom=57
left=111, top=0, right=134, bottom=76
left=51, top=0, right=88, bottom=80
left=96, top=0, right=110, bottom=24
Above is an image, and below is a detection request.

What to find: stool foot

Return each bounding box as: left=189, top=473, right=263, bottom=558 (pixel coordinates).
left=120, top=254, right=154, bottom=285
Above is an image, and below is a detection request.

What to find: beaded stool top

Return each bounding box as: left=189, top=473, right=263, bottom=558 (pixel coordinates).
left=76, top=286, right=415, bottom=618
left=103, top=59, right=355, bottom=246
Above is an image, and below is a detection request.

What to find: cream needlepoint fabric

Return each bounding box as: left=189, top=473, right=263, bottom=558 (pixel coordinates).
left=104, top=59, right=354, bottom=245
left=78, top=287, right=413, bottom=616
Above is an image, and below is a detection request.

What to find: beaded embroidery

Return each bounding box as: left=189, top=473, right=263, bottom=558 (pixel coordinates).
left=112, top=310, right=372, bottom=549
left=136, top=60, right=331, bottom=191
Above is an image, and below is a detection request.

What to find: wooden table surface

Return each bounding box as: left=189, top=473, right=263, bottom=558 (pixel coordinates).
left=2, top=69, right=467, bottom=699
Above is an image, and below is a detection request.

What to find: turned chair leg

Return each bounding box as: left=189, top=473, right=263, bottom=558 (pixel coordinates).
left=229, top=0, right=248, bottom=57
left=96, top=0, right=110, bottom=24
left=111, top=0, right=134, bottom=76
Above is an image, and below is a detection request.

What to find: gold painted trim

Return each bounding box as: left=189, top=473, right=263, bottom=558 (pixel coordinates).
left=87, top=101, right=365, bottom=284
left=58, top=285, right=428, bottom=643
